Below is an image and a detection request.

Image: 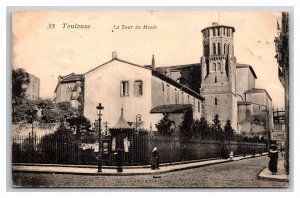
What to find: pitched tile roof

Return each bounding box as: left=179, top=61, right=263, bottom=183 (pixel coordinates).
left=150, top=104, right=193, bottom=113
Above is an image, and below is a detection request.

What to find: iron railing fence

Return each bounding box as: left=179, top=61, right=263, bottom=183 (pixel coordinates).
left=12, top=134, right=268, bottom=166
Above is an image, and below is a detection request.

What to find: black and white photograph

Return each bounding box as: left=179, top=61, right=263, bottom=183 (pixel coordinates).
left=10, top=10, right=290, bottom=188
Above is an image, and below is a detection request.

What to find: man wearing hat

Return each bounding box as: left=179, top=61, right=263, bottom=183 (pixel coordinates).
left=268, top=144, right=279, bottom=175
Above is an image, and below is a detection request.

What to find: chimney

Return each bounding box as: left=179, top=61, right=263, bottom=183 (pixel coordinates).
left=112, top=51, right=117, bottom=60
left=151, top=54, right=155, bottom=70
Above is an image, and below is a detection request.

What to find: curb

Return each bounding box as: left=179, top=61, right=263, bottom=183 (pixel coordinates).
left=13, top=159, right=232, bottom=176
left=12, top=154, right=267, bottom=176
left=257, top=167, right=289, bottom=182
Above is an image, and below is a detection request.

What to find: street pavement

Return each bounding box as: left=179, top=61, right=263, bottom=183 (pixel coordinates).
left=13, top=154, right=261, bottom=176
left=12, top=153, right=289, bottom=182
left=257, top=152, right=289, bottom=182
left=11, top=153, right=289, bottom=188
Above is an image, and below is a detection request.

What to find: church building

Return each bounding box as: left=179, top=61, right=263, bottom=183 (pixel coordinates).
left=54, top=22, right=273, bottom=137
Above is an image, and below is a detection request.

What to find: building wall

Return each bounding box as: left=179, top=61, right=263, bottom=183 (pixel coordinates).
left=25, top=74, right=40, bottom=100
left=236, top=67, right=255, bottom=100
left=245, top=91, right=273, bottom=133
left=151, top=76, right=203, bottom=120
left=84, top=60, right=153, bottom=130
left=55, top=82, right=77, bottom=103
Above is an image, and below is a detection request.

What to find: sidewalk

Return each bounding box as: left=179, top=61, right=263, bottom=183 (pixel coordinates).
left=12, top=153, right=267, bottom=176
left=257, top=153, right=289, bottom=182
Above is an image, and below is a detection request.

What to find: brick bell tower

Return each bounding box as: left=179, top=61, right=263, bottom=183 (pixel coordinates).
left=200, top=22, right=237, bottom=130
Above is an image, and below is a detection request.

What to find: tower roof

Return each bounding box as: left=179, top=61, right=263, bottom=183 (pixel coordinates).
left=111, top=107, right=134, bottom=129
left=201, top=23, right=235, bottom=33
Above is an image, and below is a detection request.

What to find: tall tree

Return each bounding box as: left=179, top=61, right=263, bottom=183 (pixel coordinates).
left=155, top=113, right=175, bottom=136
left=13, top=100, right=38, bottom=124
left=223, top=119, right=235, bottom=141
left=180, top=108, right=194, bottom=140
left=66, top=115, right=92, bottom=139
left=12, top=68, right=30, bottom=122
left=211, top=114, right=223, bottom=140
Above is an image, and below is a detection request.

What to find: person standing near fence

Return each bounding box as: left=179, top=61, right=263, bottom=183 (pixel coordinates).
left=151, top=147, right=159, bottom=170
left=268, top=144, right=279, bottom=175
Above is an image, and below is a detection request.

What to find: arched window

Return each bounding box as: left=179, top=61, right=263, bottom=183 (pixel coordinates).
left=213, top=28, right=216, bottom=36
left=217, top=43, right=221, bottom=55
left=227, top=44, right=230, bottom=55
left=212, top=63, right=216, bottom=71
left=204, top=44, right=209, bottom=56
left=215, top=98, right=218, bottom=105
left=215, top=76, right=217, bottom=83
left=213, top=43, right=216, bottom=55
left=217, top=62, right=221, bottom=71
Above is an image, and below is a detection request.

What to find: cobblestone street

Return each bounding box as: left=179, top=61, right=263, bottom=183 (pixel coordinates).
left=12, top=155, right=288, bottom=188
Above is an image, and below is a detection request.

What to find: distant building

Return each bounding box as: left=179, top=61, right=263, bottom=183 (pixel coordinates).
left=156, top=63, right=201, bottom=94
left=54, top=73, right=83, bottom=108
left=236, top=64, right=257, bottom=99
left=24, top=73, right=40, bottom=100
left=238, top=88, right=273, bottom=137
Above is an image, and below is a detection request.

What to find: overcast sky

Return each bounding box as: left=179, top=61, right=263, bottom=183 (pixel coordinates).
left=12, top=10, right=285, bottom=108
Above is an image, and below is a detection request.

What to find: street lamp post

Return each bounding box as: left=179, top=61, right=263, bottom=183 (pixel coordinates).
left=96, top=103, right=104, bottom=172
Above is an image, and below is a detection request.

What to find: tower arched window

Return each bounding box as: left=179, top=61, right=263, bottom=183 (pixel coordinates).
left=213, top=43, right=216, bottom=55
left=217, top=43, right=221, bottom=55
left=227, top=44, right=230, bottom=55
left=217, top=62, right=221, bottom=71
left=204, top=44, right=209, bottom=56
left=212, top=63, right=216, bottom=72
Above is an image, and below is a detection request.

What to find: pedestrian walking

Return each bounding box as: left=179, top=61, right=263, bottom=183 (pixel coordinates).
left=268, top=144, right=279, bottom=175
left=151, top=147, right=159, bottom=169
left=114, top=148, right=123, bottom=172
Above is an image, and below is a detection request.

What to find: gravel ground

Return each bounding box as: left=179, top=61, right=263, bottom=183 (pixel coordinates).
left=12, top=155, right=289, bottom=188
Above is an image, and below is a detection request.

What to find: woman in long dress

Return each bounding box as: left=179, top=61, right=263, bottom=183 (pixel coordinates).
left=151, top=147, right=159, bottom=169
left=268, top=144, right=279, bottom=175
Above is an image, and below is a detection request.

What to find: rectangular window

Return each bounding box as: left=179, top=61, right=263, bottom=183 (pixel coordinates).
left=198, top=101, right=201, bottom=113
left=134, top=80, right=143, bottom=96
left=120, top=81, right=129, bottom=97
left=188, top=95, right=190, bottom=104
left=181, top=92, right=184, bottom=104
left=162, top=82, right=164, bottom=92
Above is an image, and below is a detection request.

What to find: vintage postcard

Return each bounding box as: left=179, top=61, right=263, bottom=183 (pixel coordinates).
left=11, top=10, right=290, bottom=188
